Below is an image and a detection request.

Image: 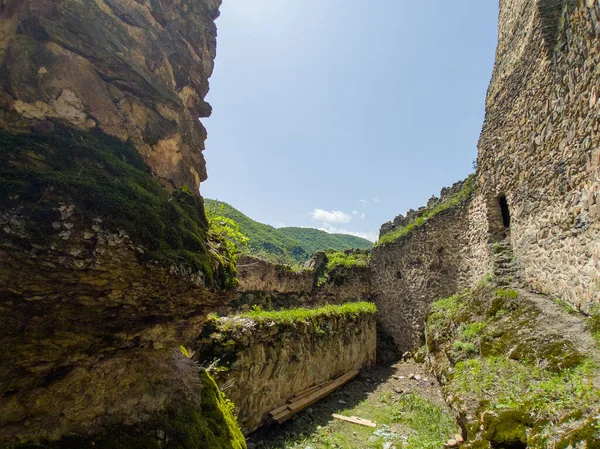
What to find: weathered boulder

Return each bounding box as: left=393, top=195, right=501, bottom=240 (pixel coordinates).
left=0, top=0, right=221, bottom=191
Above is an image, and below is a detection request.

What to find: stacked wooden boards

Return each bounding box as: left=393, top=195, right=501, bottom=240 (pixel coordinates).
left=269, top=369, right=359, bottom=424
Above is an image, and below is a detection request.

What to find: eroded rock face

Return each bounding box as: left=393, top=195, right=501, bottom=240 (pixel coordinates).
left=0, top=1, right=242, bottom=445
left=0, top=0, right=221, bottom=191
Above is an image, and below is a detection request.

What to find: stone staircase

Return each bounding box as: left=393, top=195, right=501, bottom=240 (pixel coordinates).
left=491, top=235, right=525, bottom=287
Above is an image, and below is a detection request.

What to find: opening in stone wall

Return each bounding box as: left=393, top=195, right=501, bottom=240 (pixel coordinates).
left=499, top=195, right=511, bottom=229
left=538, top=0, right=568, bottom=56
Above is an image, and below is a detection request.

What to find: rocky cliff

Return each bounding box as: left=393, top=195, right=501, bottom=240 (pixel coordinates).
left=0, top=0, right=220, bottom=191
left=0, top=1, right=247, bottom=447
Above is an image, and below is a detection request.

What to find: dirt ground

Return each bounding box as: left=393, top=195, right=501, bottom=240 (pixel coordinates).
left=247, top=360, right=460, bottom=449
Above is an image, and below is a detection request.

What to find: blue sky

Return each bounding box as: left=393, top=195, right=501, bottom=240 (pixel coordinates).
left=202, top=0, right=499, bottom=242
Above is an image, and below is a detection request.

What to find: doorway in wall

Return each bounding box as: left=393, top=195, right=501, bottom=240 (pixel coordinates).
left=498, top=195, right=511, bottom=229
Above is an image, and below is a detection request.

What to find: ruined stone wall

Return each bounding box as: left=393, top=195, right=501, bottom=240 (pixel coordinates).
left=226, top=254, right=374, bottom=314
left=370, top=197, right=489, bottom=352
left=236, top=255, right=315, bottom=294
left=196, top=310, right=377, bottom=434
left=477, top=0, right=600, bottom=312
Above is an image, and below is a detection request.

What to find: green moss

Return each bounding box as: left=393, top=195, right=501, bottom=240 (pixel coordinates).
left=427, top=291, right=468, bottom=334
left=0, top=127, right=236, bottom=289
left=587, top=305, right=600, bottom=348
left=453, top=357, right=599, bottom=424
left=316, top=250, right=370, bottom=286
left=233, top=301, right=377, bottom=326
left=496, top=288, right=519, bottom=300
left=195, top=370, right=247, bottom=449
left=6, top=371, right=245, bottom=449
left=452, top=340, right=479, bottom=358
left=556, top=418, right=600, bottom=449
left=461, top=322, right=487, bottom=341
left=482, top=410, right=529, bottom=447
left=377, top=174, right=475, bottom=246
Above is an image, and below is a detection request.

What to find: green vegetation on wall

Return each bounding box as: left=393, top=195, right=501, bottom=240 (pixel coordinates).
left=316, top=250, right=370, bottom=286
left=235, top=301, right=377, bottom=326
left=377, top=174, right=476, bottom=246
left=0, top=128, right=236, bottom=289
left=204, top=199, right=373, bottom=267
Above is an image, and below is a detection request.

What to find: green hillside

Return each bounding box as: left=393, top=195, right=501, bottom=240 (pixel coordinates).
left=278, top=227, right=373, bottom=255
left=204, top=199, right=373, bottom=266
left=204, top=199, right=308, bottom=265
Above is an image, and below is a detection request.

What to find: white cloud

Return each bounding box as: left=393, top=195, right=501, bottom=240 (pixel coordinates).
left=352, top=210, right=358, bottom=215
left=360, top=213, right=366, bottom=220
left=373, top=197, right=380, bottom=203
left=318, top=223, right=377, bottom=242
left=359, top=199, right=367, bottom=206
left=310, top=209, right=352, bottom=224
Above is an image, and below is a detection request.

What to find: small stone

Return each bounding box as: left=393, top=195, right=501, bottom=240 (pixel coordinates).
left=52, top=222, right=62, bottom=230
left=338, top=399, right=347, bottom=404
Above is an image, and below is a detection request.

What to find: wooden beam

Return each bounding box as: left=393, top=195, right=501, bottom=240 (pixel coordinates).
left=332, top=414, right=376, bottom=428
left=268, top=369, right=360, bottom=424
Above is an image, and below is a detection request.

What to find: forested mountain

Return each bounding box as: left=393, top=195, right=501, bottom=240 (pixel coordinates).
left=204, top=199, right=373, bottom=266
left=278, top=227, right=373, bottom=255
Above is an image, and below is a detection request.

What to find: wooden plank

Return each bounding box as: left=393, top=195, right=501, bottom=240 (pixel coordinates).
left=287, top=370, right=359, bottom=413
left=269, top=369, right=360, bottom=424
left=271, top=408, right=292, bottom=422
left=269, top=404, right=290, bottom=418
left=287, top=380, right=333, bottom=403
left=332, top=414, right=376, bottom=428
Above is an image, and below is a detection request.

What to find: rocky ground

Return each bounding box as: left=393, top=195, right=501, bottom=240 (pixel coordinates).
left=248, top=360, right=460, bottom=449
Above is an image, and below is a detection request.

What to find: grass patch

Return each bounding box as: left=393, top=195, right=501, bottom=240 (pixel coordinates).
left=496, top=288, right=519, bottom=300
left=460, top=322, right=487, bottom=340
left=325, top=250, right=369, bottom=270
left=452, top=340, right=479, bottom=358
left=274, top=391, right=459, bottom=449
left=452, top=357, right=599, bottom=422
left=586, top=305, right=600, bottom=348
left=377, top=174, right=475, bottom=246
left=237, top=301, right=377, bottom=325
left=389, top=393, right=459, bottom=448
left=426, top=291, right=468, bottom=333
left=553, top=298, right=579, bottom=315
left=317, top=250, right=370, bottom=286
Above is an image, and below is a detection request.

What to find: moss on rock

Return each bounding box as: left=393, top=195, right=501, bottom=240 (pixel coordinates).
left=426, top=282, right=600, bottom=448
left=0, top=127, right=236, bottom=289
left=5, top=370, right=246, bottom=449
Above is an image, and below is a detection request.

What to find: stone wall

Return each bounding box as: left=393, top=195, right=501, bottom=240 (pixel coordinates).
left=195, top=307, right=377, bottom=434
left=371, top=0, right=600, bottom=354
left=225, top=254, right=374, bottom=314
left=476, top=0, right=600, bottom=312
left=371, top=194, right=490, bottom=352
